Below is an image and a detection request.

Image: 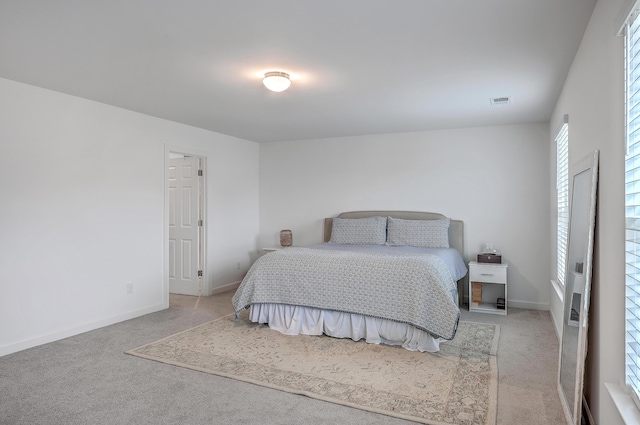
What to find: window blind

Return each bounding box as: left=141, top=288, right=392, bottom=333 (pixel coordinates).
left=625, top=5, right=640, bottom=403
left=556, top=123, right=569, bottom=287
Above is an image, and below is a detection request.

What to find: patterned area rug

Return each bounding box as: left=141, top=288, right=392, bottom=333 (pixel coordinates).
left=127, top=311, right=499, bottom=425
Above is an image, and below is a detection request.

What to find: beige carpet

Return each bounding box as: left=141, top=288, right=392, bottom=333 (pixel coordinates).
left=127, top=311, right=499, bottom=425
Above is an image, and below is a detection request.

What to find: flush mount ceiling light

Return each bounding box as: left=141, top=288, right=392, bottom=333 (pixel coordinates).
left=263, top=71, right=291, bottom=92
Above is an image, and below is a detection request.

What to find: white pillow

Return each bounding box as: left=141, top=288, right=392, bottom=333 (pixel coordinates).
left=329, top=216, right=387, bottom=245
left=386, top=217, right=450, bottom=248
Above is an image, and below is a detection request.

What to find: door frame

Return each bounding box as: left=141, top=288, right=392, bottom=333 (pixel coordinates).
left=163, top=144, right=208, bottom=308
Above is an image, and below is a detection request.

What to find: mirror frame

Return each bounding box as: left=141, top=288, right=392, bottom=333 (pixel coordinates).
left=557, top=150, right=599, bottom=425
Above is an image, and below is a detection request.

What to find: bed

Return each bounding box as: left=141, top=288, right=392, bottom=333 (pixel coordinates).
left=232, top=211, right=467, bottom=352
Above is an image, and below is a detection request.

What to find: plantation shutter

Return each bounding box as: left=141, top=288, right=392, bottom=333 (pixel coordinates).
left=625, top=4, right=640, bottom=403
left=556, top=121, right=569, bottom=287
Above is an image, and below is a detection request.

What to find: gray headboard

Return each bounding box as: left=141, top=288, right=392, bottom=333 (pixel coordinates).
left=323, top=210, right=464, bottom=259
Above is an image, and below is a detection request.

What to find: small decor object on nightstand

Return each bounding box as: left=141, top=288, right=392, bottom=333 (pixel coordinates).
left=478, top=242, right=502, bottom=263
left=471, top=282, right=483, bottom=307
left=477, top=253, right=502, bottom=263
left=280, top=229, right=293, bottom=247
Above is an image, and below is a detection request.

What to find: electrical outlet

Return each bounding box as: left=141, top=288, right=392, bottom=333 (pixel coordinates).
left=236, top=261, right=241, bottom=271
left=126, top=282, right=133, bottom=294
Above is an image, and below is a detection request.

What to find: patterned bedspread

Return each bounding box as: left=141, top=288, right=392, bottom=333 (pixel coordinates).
left=232, top=246, right=460, bottom=340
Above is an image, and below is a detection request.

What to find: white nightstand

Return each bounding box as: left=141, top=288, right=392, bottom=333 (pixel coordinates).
left=468, top=261, right=508, bottom=315
left=262, top=247, right=283, bottom=252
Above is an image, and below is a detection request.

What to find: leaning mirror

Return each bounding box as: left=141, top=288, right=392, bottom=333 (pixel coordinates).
left=558, top=150, right=599, bottom=425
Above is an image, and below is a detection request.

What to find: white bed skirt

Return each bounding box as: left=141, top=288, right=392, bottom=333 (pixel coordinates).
left=248, top=303, right=445, bottom=352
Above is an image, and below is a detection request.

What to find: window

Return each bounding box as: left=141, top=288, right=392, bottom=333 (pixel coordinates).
left=624, top=3, right=640, bottom=405
left=556, top=120, right=569, bottom=287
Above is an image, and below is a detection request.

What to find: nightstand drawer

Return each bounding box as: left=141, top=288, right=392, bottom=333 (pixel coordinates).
left=469, top=265, right=507, bottom=284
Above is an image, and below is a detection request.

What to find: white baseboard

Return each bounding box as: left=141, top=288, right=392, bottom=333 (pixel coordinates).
left=0, top=303, right=165, bottom=358
left=462, top=295, right=549, bottom=311
left=508, top=299, right=550, bottom=311
left=211, top=281, right=241, bottom=295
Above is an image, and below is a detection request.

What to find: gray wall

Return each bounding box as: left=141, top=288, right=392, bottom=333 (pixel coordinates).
left=0, top=77, right=260, bottom=356
left=549, top=0, right=627, bottom=422
left=259, top=124, right=550, bottom=309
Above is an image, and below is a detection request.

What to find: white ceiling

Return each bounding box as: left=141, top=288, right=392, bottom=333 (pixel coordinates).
left=0, top=0, right=597, bottom=143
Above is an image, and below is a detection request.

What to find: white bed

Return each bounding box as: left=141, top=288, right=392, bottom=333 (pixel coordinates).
left=232, top=211, right=466, bottom=352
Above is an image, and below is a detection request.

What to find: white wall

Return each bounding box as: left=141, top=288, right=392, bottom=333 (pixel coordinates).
left=259, top=124, right=550, bottom=309
left=549, top=0, right=626, bottom=423
left=0, top=77, right=259, bottom=356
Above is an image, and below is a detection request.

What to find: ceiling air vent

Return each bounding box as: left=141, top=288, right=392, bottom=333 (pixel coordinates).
left=490, top=96, right=511, bottom=106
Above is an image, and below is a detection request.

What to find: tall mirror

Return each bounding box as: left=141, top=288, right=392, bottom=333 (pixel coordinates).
left=558, top=150, right=599, bottom=425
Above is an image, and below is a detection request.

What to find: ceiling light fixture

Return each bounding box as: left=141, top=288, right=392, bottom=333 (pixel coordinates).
left=263, top=71, right=291, bottom=92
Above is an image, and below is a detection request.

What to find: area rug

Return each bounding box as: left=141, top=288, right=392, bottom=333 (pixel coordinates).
left=127, top=311, right=499, bottom=425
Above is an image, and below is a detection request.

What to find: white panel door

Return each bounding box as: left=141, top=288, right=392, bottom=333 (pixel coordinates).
left=169, top=156, right=201, bottom=295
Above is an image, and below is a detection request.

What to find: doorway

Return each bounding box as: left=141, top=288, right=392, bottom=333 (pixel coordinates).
left=168, top=153, right=205, bottom=296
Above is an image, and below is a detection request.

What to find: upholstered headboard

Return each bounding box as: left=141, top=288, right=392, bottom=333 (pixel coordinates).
left=323, top=211, right=464, bottom=259
left=323, top=211, right=466, bottom=306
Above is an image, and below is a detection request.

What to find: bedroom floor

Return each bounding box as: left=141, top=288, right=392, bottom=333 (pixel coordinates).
left=170, top=291, right=566, bottom=425
left=0, top=291, right=565, bottom=425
